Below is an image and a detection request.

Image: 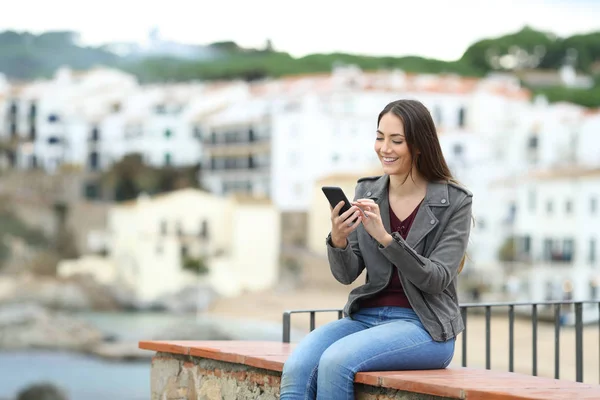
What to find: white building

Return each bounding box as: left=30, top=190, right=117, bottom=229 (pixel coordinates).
left=0, top=67, right=140, bottom=172
left=103, top=188, right=280, bottom=303
left=201, top=66, right=533, bottom=212
left=501, top=167, right=600, bottom=304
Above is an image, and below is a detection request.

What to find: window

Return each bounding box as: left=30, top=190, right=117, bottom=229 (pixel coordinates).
left=48, top=114, right=59, bottom=123
left=160, top=220, right=168, bottom=235
left=592, top=197, right=597, bottom=214
left=527, top=136, right=538, bottom=149
left=176, top=221, right=183, bottom=236
left=193, top=126, right=202, bottom=140
left=47, top=136, right=61, bottom=145
left=507, top=203, right=517, bottom=223
left=164, top=129, right=173, bottom=138
left=458, top=107, right=466, bottom=127
left=565, top=200, right=572, bottom=214
left=91, top=126, right=100, bottom=142
left=453, top=143, right=464, bottom=157
left=563, top=239, right=574, bottom=262
left=590, top=238, right=596, bottom=264
left=477, top=218, right=486, bottom=230
left=332, top=154, right=340, bottom=163
left=200, top=220, right=209, bottom=239
left=522, top=235, right=531, bottom=255
left=546, top=200, right=553, bottom=214
left=180, top=245, right=188, bottom=258
left=164, top=153, right=172, bottom=166
left=88, top=152, right=99, bottom=171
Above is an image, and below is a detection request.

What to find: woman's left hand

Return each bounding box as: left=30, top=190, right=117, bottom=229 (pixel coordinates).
left=353, top=199, right=393, bottom=246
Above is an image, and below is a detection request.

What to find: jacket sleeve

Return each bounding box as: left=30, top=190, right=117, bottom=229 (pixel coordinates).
left=325, top=185, right=366, bottom=285
left=378, top=195, right=473, bottom=294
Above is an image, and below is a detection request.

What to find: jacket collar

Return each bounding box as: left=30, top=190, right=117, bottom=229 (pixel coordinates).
left=360, top=174, right=450, bottom=248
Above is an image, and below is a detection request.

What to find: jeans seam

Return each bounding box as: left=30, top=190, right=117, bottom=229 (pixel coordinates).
left=304, top=364, right=319, bottom=400
left=439, top=341, right=456, bottom=368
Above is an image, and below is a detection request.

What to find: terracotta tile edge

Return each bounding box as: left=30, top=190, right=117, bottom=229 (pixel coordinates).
left=243, top=355, right=285, bottom=372
left=354, top=373, right=464, bottom=399
left=138, top=341, right=190, bottom=356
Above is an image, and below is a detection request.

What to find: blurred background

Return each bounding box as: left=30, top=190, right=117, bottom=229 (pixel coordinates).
left=1, top=0, right=600, bottom=399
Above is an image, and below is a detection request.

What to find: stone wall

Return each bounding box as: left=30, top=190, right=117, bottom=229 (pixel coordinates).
left=150, top=352, right=456, bottom=400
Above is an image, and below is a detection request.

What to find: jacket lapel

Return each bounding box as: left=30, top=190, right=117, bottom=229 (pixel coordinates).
left=406, top=181, right=450, bottom=248
left=363, top=175, right=451, bottom=250
left=359, top=175, right=392, bottom=234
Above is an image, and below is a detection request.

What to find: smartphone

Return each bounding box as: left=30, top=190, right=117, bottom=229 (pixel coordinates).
left=321, top=186, right=365, bottom=225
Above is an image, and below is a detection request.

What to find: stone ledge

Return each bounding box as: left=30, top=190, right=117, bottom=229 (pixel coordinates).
left=139, top=340, right=600, bottom=400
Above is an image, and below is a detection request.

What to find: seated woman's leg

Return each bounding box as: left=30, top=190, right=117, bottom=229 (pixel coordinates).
left=316, top=308, right=455, bottom=400
left=279, top=316, right=367, bottom=400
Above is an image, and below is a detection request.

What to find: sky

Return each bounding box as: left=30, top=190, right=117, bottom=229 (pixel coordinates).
left=2, top=0, right=600, bottom=60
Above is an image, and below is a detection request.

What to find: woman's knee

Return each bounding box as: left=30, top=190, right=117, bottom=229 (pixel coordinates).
left=282, top=347, right=318, bottom=382
left=318, top=343, right=355, bottom=376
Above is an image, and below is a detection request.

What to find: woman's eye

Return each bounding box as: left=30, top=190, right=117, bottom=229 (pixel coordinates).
left=392, top=141, right=403, bottom=145
left=375, top=137, right=383, bottom=141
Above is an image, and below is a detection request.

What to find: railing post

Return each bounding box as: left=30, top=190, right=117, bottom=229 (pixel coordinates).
left=461, top=306, right=468, bottom=367
left=283, top=311, right=291, bottom=343
left=575, top=302, right=583, bottom=383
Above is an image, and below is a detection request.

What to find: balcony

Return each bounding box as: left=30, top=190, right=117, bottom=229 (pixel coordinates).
left=204, top=142, right=271, bottom=158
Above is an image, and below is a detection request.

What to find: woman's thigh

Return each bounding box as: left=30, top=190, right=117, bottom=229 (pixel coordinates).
left=283, top=317, right=368, bottom=371
left=318, top=319, right=455, bottom=373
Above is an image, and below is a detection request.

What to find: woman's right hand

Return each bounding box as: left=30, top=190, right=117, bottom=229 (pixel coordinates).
left=330, top=201, right=363, bottom=248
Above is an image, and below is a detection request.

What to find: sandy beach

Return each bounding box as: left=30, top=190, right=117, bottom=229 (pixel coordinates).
left=206, top=287, right=600, bottom=385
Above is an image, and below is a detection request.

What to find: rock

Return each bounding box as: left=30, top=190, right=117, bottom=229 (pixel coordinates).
left=87, top=341, right=151, bottom=361
left=152, top=319, right=233, bottom=341
left=152, top=284, right=218, bottom=314
left=0, top=303, right=104, bottom=351
left=16, top=382, right=68, bottom=400
left=0, top=274, right=121, bottom=311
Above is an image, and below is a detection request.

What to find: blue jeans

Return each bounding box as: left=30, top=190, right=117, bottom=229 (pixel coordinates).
left=280, top=307, right=455, bottom=400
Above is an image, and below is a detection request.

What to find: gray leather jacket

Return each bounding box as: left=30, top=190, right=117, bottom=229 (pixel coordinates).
left=326, top=175, right=473, bottom=342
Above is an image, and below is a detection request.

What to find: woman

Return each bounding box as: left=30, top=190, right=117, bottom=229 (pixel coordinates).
left=279, top=99, right=473, bottom=399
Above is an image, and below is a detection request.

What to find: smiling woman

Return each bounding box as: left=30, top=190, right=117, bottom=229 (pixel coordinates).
left=280, top=99, right=473, bottom=400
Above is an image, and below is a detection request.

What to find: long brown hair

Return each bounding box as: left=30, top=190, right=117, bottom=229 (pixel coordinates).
left=378, top=99, right=467, bottom=273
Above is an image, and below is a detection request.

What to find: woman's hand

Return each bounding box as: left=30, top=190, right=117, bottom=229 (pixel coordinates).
left=330, top=201, right=362, bottom=248
left=353, top=199, right=393, bottom=247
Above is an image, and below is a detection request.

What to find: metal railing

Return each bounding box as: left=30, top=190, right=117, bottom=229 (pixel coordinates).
left=282, top=300, right=600, bottom=383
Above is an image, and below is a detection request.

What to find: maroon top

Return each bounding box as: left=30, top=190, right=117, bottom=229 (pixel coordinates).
left=359, top=200, right=422, bottom=309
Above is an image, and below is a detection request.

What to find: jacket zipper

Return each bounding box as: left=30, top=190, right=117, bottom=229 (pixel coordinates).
left=443, top=288, right=454, bottom=301
left=392, top=232, right=447, bottom=339
left=392, top=232, right=425, bottom=266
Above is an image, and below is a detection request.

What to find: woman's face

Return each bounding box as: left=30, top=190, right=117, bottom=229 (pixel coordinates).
left=375, top=112, right=414, bottom=176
